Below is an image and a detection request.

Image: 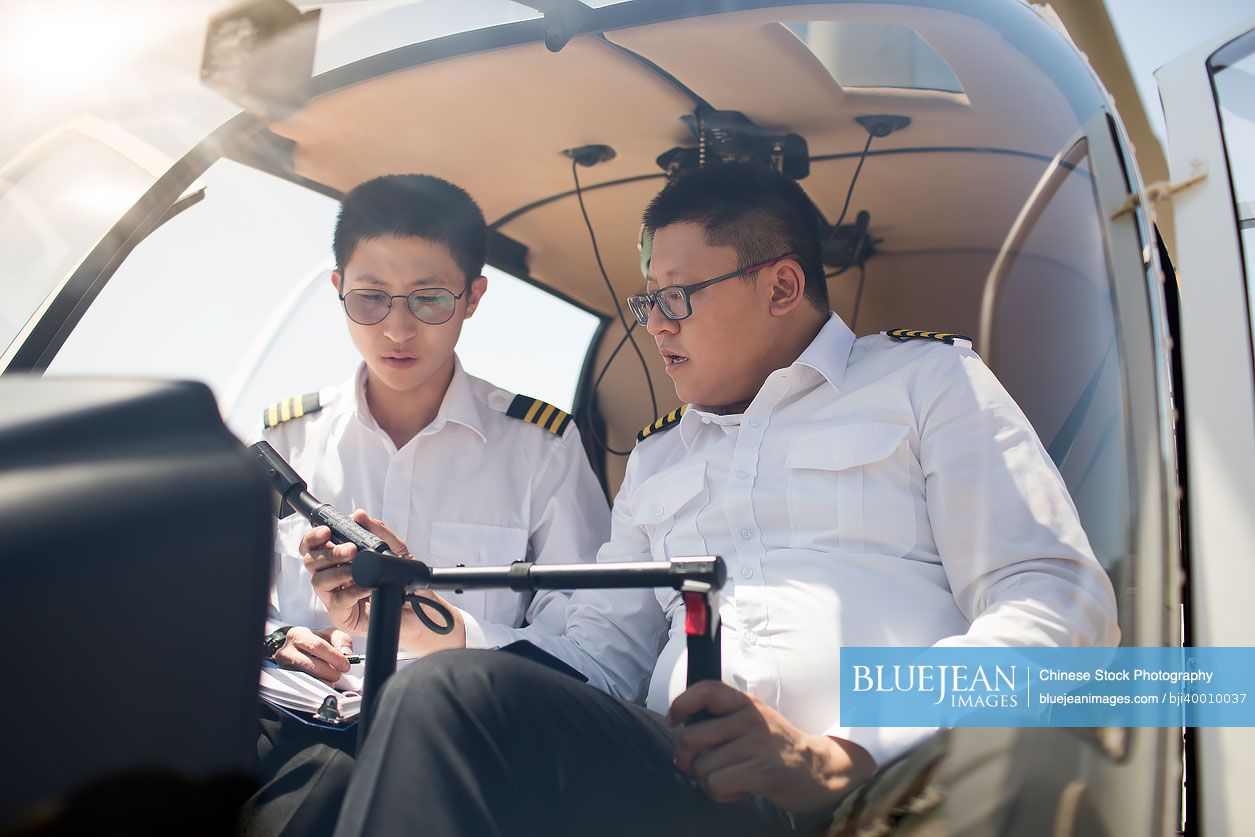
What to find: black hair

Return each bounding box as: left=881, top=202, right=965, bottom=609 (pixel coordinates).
left=642, top=163, right=828, bottom=311
left=333, top=174, right=487, bottom=281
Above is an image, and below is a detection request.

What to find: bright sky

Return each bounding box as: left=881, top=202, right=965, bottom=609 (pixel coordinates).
left=1105, top=0, right=1253, bottom=144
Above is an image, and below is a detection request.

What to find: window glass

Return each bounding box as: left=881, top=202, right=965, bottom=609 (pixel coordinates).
left=309, top=1, right=540, bottom=75
left=46, top=158, right=601, bottom=439
left=0, top=129, right=157, bottom=359
left=988, top=144, right=1133, bottom=586
left=783, top=21, right=962, bottom=93
left=1209, top=33, right=1255, bottom=351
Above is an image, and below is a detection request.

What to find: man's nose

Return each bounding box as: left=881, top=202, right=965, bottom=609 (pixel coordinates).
left=381, top=301, right=419, bottom=341
left=644, top=301, right=678, bottom=337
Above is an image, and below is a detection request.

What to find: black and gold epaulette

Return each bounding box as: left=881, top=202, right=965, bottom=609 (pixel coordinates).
left=885, top=328, right=972, bottom=346
left=637, top=405, right=688, bottom=443
left=506, top=394, right=572, bottom=436
left=263, top=393, right=322, bottom=429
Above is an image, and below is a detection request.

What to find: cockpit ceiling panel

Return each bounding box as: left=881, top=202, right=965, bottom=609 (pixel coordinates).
left=269, top=2, right=1097, bottom=315
left=269, top=35, right=694, bottom=223
left=499, top=149, right=1054, bottom=317
left=604, top=4, right=1079, bottom=158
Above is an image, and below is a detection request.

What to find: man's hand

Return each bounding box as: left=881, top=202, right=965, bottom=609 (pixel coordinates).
left=669, top=681, right=876, bottom=813
left=349, top=513, right=467, bottom=657
left=305, top=512, right=467, bottom=657
left=302, top=513, right=375, bottom=635
left=271, top=626, right=354, bottom=685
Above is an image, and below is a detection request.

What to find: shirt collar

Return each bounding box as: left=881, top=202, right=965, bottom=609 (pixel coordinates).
left=678, top=406, right=736, bottom=448
left=349, top=357, right=488, bottom=444
left=793, top=313, right=856, bottom=393
left=432, top=356, right=488, bottom=443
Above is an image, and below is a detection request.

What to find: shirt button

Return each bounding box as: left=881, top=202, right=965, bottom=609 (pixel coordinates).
left=750, top=420, right=762, bottom=428
left=740, top=566, right=754, bottom=579
left=736, top=470, right=749, bottom=480
left=653, top=504, right=665, bottom=517
left=744, top=630, right=759, bottom=646
left=740, top=528, right=753, bottom=540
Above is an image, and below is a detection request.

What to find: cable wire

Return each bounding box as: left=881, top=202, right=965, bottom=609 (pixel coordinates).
left=585, top=323, right=643, bottom=457
left=850, top=263, right=868, bottom=332
left=571, top=159, right=659, bottom=456
left=822, top=130, right=876, bottom=253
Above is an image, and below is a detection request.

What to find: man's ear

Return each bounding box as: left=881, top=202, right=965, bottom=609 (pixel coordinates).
left=463, top=275, right=488, bottom=318
left=331, top=270, right=343, bottom=295
left=766, top=259, right=806, bottom=317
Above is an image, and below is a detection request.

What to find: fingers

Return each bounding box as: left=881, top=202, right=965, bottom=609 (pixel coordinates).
left=673, top=707, right=758, bottom=774
left=698, top=757, right=762, bottom=804
left=327, top=583, right=373, bottom=611
left=299, top=525, right=332, bottom=553
left=667, top=680, right=750, bottom=727
left=351, top=509, right=411, bottom=558
left=288, top=627, right=351, bottom=673
left=273, top=627, right=343, bottom=684
left=327, top=629, right=354, bottom=655
left=309, top=565, right=371, bottom=611
left=310, top=565, right=355, bottom=594
left=303, top=537, right=357, bottom=574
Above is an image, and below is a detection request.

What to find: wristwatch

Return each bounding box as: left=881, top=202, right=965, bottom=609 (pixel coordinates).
left=264, top=626, right=294, bottom=661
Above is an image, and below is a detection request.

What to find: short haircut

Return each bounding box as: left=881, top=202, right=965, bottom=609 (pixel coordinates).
left=333, top=174, right=487, bottom=281
left=642, top=163, right=828, bottom=311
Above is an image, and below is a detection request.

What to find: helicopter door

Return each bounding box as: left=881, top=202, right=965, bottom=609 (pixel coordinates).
left=1157, top=21, right=1255, bottom=837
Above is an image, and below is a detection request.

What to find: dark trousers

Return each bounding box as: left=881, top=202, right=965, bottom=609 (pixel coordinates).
left=333, top=649, right=824, bottom=837
left=239, top=702, right=357, bottom=837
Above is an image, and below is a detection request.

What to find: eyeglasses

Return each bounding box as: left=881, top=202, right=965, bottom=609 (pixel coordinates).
left=339, top=286, right=468, bottom=326
left=626, top=253, right=798, bottom=326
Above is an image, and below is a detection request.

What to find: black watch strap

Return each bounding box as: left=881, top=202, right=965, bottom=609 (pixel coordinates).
left=264, top=626, right=294, bottom=661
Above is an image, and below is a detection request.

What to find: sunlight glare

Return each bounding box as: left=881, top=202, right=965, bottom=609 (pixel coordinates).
left=4, top=3, right=147, bottom=93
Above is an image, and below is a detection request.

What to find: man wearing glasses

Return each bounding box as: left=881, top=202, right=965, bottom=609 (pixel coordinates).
left=325, top=164, right=1118, bottom=836
left=245, top=174, right=608, bottom=835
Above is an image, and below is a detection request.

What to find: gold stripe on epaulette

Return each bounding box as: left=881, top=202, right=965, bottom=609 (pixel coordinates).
left=637, top=405, right=688, bottom=443
left=263, top=392, right=322, bottom=429
left=507, top=394, right=572, bottom=436
left=886, top=328, right=971, bottom=346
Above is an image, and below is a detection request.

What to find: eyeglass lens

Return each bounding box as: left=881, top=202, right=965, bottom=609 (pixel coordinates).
left=343, top=288, right=458, bottom=325
left=629, top=286, right=689, bottom=325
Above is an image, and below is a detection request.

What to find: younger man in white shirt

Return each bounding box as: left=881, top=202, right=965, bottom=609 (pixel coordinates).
left=245, top=174, right=608, bottom=836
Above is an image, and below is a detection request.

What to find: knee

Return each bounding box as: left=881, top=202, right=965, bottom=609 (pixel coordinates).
left=375, top=649, right=561, bottom=724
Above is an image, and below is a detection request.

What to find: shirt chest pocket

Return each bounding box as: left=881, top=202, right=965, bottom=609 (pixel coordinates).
left=429, top=522, right=530, bottom=627
left=785, top=423, right=916, bottom=557
left=631, top=462, right=709, bottom=615
left=632, top=462, right=709, bottom=617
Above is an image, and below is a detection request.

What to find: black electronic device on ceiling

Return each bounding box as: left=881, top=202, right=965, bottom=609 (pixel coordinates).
left=656, top=106, right=810, bottom=181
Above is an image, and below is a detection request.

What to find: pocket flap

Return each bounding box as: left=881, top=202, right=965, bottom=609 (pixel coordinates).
left=631, top=461, right=707, bottom=522
left=429, top=522, right=528, bottom=565
left=785, top=423, right=910, bottom=471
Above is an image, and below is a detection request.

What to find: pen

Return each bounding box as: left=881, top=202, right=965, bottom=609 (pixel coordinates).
left=345, top=655, right=365, bottom=664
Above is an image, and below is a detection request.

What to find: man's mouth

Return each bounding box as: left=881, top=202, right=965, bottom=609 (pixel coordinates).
left=381, top=353, right=418, bottom=368
left=660, top=349, right=689, bottom=368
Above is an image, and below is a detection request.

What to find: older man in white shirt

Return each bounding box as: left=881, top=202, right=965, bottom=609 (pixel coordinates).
left=319, top=163, right=1118, bottom=837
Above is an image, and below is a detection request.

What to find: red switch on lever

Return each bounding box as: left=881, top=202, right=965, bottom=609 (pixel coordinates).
left=683, top=590, right=709, bottom=637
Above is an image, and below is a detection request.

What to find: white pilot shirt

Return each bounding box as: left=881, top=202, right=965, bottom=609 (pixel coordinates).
left=469, top=314, right=1120, bottom=767
left=257, top=357, right=610, bottom=646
